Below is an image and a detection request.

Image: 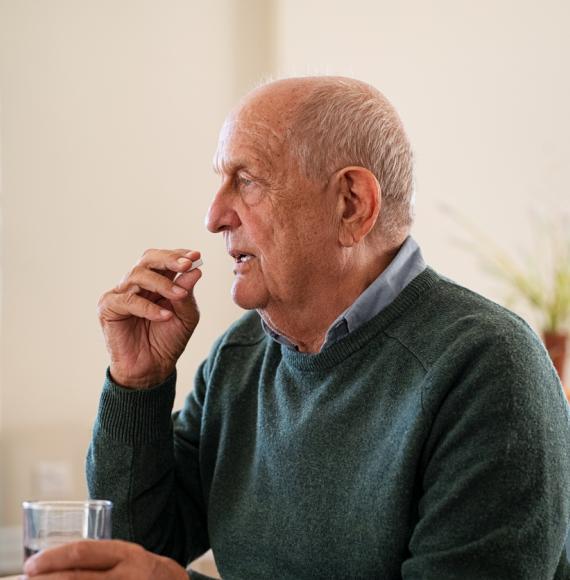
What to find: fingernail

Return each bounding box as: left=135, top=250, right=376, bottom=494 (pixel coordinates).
left=177, top=257, right=191, bottom=265
left=172, top=285, right=187, bottom=296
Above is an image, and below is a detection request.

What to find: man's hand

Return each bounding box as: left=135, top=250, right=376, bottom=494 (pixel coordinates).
left=97, top=248, right=202, bottom=388
left=23, top=539, right=188, bottom=579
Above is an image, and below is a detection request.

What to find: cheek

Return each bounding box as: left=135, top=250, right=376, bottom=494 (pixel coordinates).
left=250, top=194, right=335, bottom=272
left=241, top=186, right=265, bottom=206
left=243, top=207, right=278, bottom=255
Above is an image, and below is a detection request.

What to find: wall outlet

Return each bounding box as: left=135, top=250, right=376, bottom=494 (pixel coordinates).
left=33, top=461, right=73, bottom=499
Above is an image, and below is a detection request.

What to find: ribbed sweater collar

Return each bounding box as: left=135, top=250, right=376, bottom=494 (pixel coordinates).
left=281, top=267, right=440, bottom=372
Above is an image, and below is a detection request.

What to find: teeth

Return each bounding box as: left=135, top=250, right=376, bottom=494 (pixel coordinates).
left=236, top=254, right=252, bottom=263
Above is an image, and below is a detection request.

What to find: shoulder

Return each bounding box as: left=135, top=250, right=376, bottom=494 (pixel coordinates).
left=389, top=270, right=569, bottom=448
left=386, top=269, right=569, bottom=431
left=389, top=268, right=547, bottom=371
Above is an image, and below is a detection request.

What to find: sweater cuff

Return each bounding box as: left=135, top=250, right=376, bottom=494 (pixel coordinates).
left=95, top=368, right=177, bottom=445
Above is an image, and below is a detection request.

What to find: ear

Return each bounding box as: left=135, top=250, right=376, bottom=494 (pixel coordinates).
left=333, top=166, right=381, bottom=247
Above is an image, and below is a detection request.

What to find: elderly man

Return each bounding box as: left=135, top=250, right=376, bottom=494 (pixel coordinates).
left=25, top=77, right=570, bottom=579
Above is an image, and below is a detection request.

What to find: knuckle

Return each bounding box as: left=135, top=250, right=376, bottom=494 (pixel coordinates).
left=69, top=540, right=90, bottom=561
left=142, top=300, right=156, bottom=315
left=140, top=248, right=158, bottom=262
left=125, top=541, right=147, bottom=562
left=124, top=266, right=140, bottom=284
left=130, top=542, right=146, bottom=555
left=97, top=290, right=108, bottom=304
left=123, top=291, right=138, bottom=307
left=97, top=290, right=111, bottom=312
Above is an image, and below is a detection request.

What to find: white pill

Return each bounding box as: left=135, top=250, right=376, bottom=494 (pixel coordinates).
left=189, top=258, right=203, bottom=271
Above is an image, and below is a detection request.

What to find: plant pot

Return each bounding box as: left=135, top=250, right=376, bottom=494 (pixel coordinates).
left=542, top=331, right=568, bottom=386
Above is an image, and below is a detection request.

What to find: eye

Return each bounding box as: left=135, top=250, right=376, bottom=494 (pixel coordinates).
left=236, top=173, right=253, bottom=187
left=234, top=170, right=264, bottom=206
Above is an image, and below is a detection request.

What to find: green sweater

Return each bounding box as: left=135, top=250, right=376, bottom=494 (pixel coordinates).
left=87, top=267, right=570, bottom=579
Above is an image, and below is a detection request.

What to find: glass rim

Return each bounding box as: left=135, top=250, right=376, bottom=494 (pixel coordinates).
left=22, top=500, right=112, bottom=510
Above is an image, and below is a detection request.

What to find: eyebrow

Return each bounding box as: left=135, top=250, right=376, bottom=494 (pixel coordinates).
left=213, top=149, right=271, bottom=177
left=212, top=158, right=246, bottom=176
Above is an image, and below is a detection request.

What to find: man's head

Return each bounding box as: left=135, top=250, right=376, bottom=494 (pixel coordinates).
left=206, top=76, right=415, bottom=323
left=285, top=77, right=415, bottom=242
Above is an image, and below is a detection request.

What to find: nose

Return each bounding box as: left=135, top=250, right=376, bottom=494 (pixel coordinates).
left=205, top=184, right=241, bottom=233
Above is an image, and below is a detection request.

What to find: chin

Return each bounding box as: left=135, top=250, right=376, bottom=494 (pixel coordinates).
left=231, top=279, right=269, bottom=311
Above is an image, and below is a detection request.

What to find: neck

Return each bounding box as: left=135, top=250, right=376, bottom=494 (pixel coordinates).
left=260, top=302, right=342, bottom=353
left=259, top=246, right=399, bottom=353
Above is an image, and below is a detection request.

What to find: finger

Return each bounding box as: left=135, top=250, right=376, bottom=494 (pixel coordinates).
left=169, top=269, right=203, bottom=325
left=173, top=263, right=203, bottom=290
left=116, top=268, right=189, bottom=301
left=171, top=268, right=202, bottom=300
left=101, top=291, right=173, bottom=322
left=26, top=572, right=108, bottom=579
left=24, top=540, right=126, bottom=575
left=137, top=248, right=201, bottom=275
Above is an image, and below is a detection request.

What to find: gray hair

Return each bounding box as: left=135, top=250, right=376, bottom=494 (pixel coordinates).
left=287, top=78, right=415, bottom=244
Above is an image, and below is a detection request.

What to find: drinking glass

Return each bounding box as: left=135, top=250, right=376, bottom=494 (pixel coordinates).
left=22, top=500, right=112, bottom=560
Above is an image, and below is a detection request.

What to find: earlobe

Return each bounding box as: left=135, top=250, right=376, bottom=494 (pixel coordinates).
left=338, top=225, right=355, bottom=247
left=336, top=167, right=381, bottom=246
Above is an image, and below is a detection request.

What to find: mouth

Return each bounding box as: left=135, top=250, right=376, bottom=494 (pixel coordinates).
left=229, top=250, right=255, bottom=265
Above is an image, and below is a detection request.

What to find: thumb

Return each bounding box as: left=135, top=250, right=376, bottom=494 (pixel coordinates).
left=170, top=268, right=202, bottom=324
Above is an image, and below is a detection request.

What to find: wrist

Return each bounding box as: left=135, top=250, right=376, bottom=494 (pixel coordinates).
left=99, top=368, right=176, bottom=445
left=109, top=366, right=174, bottom=390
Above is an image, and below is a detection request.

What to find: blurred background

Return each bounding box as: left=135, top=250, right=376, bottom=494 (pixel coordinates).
left=1, top=0, right=569, bottom=569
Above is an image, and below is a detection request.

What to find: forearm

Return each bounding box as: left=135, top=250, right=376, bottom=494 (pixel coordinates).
left=86, top=370, right=206, bottom=566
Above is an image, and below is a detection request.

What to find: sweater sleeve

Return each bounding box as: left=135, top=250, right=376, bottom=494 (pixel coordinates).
left=86, top=365, right=210, bottom=567
left=402, top=325, right=570, bottom=579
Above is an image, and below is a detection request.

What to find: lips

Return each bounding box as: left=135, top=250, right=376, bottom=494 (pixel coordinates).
left=229, top=249, right=256, bottom=264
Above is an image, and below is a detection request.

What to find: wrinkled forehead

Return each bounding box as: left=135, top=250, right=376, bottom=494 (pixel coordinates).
left=213, top=97, right=294, bottom=175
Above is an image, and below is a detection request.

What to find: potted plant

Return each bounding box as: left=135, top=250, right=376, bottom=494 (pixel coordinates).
left=445, top=209, right=570, bottom=388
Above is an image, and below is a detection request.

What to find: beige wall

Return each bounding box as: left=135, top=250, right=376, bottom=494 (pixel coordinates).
left=0, top=0, right=273, bottom=525
left=1, top=0, right=569, bottom=527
